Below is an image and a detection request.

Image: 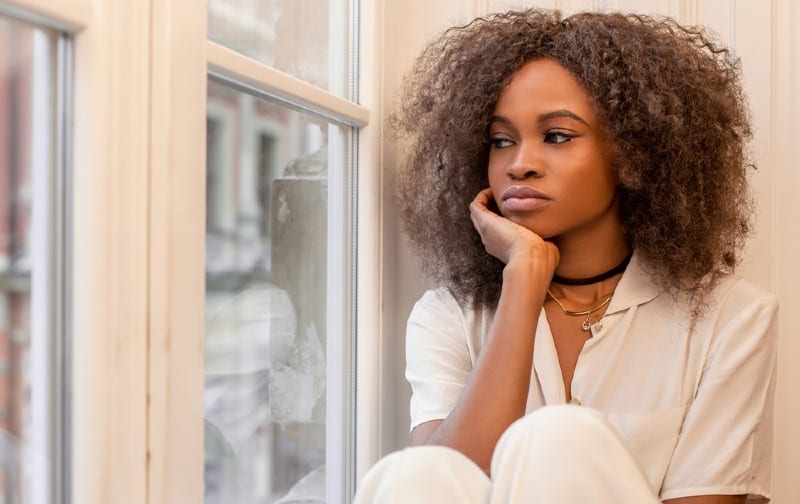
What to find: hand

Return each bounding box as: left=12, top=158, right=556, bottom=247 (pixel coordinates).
left=469, top=188, right=559, bottom=272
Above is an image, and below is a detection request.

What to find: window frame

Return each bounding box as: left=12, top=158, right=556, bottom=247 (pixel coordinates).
left=1, top=0, right=385, bottom=502
left=200, top=2, right=368, bottom=499
left=0, top=5, right=79, bottom=504
left=148, top=0, right=380, bottom=503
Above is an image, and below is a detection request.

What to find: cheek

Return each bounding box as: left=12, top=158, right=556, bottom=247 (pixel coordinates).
left=571, top=176, right=616, bottom=207
left=487, top=160, right=504, bottom=190
left=571, top=150, right=616, bottom=199
left=594, top=164, right=618, bottom=202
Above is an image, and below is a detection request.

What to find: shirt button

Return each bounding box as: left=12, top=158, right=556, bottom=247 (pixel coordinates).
left=570, top=397, right=581, bottom=405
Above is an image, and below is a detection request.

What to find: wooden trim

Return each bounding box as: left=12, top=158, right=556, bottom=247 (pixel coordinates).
left=355, top=0, right=385, bottom=487
left=71, top=0, right=150, bottom=501
left=147, top=0, right=206, bottom=502
left=0, top=0, right=90, bottom=32
left=770, top=0, right=800, bottom=502
left=207, top=41, right=369, bottom=128
left=674, top=0, right=697, bottom=24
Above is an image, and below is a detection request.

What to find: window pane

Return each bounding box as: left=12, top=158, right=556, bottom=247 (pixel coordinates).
left=205, top=79, right=352, bottom=503
left=207, top=0, right=353, bottom=98
left=0, top=15, right=61, bottom=504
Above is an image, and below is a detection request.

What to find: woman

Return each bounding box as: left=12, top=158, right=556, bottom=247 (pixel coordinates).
left=357, top=9, right=777, bottom=503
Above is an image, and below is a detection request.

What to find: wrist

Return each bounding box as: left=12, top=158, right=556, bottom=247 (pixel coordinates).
left=503, top=243, right=558, bottom=282
left=503, top=254, right=552, bottom=281
left=501, top=259, right=550, bottom=309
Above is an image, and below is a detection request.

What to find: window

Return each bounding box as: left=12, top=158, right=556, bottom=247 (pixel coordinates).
left=0, top=13, right=70, bottom=504
left=208, top=0, right=353, bottom=97
left=0, top=0, right=377, bottom=501
left=204, top=0, right=361, bottom=501
left=205, top=81, right=353, bottom=503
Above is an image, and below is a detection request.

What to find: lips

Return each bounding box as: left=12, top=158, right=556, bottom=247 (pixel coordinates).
left=502, top=186, right=550, bottom=201
left=501, top=185, right=551, bottom=211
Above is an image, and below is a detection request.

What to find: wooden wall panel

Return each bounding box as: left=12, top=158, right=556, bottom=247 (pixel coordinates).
left=769, top=1, right=800, bottom=502
left=487, top=0, right=557, bottom=13
left=732, top=1, right=774, bottom=288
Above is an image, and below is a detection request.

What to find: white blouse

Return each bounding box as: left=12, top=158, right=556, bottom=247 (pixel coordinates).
left=405, top=254, right=778, bottom=501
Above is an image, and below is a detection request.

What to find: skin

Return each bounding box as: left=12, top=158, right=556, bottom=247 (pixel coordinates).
left=409, top=59, right=744, bottom=504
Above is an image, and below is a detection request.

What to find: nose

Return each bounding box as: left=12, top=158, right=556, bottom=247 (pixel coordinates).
left=506, top=142, right=545, bottom=180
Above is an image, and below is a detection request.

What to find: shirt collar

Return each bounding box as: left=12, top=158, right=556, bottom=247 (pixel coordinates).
left=604, top=251, right=662, bottom=315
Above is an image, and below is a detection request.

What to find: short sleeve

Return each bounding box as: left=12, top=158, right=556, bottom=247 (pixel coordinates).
left=405, top=288, right=474, bottom=432
left=660, top=281, right=779, bottom=501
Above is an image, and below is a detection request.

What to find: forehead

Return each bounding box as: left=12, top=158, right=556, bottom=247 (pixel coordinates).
left=494, top=59, right=597, bottom=120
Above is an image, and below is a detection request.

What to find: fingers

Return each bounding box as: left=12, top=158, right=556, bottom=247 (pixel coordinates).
left=470, top=188, right=518, bottom=261
left=469, top=212, right=481, bottom=238
left=472, top=187, right=494, bottom=207
left=468, top=188, right=560, bottom=271
left=469, top=188, right=498, bottom=231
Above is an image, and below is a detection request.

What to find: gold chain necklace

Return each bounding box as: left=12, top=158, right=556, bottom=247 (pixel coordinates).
left=546, top=288, right=613, bottom=332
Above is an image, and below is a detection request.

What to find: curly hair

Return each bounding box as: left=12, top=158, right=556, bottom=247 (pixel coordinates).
left=391, top=9, right=754, bottom=312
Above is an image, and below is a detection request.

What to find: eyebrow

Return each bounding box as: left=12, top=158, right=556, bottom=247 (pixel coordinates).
left=491, top=109, right=589, bottom=127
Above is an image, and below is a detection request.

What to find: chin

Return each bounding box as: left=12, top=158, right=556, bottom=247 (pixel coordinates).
left=507, top=214, right=559, bottom=240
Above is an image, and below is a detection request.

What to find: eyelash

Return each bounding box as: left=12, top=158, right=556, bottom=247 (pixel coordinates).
left=544, top=131, right=574, bottom=144
left=490, top=138, right=514, bottom=149
left=489, top=131, right=575, bottom=149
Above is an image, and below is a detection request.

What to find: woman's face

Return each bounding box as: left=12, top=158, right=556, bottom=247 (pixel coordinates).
left=487, top=58, right=619, bottom=241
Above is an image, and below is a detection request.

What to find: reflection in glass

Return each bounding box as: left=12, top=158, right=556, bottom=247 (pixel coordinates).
left=205, top=80, right=338, bottom=503
left=0, top=15, right=59, bottom=504
left=207, top=0, right=351, bottom=97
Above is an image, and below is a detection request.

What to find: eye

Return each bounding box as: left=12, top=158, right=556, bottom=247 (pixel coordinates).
left=544, top=131, right=574, bottom=144
left=490, top=137, right=515, bottom=149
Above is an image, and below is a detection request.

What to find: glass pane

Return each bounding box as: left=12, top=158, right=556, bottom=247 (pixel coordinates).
left=0, top=15, right=60, bottom=504
left=207, top=0, right=352, bottom=98
left=205, top=79, right=350, bottom=503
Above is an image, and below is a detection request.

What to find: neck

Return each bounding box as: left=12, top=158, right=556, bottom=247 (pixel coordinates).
left=549, top=205, right=629, bottom=304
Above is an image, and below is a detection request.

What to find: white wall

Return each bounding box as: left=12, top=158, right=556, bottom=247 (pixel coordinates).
left=379, top=0, right=483, bottom=459
left=379, top=1, right=800, bottom=502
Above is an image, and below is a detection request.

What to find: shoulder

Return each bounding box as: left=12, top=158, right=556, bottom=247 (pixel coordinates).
left=709, top=275, right=778, bottom=330
left=414, top=287, right=465, bottom=312
left=406, top=287, right=493, bottom=352
left=657, top=274, right=778, bottom=328
left=646, top=274, right=778, bottom=351
left=407, top=287, right=473, bottom=336
left=410, top=286, right=496, bottom=322
left=690, top=275, right=780, bottom=365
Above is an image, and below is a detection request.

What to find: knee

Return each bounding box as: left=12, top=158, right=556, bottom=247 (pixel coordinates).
left=502, top=404, right=608, bottom=442
left=362, top=445, right=459, bottom=483
left=493, top=405, right=614, bottom=469
left=355, top=445, right=489, bottom=504
left=489, top=406, right=658, bottom=503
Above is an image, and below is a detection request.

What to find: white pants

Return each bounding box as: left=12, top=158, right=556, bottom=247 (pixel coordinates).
left=354, top=405, right=660, bottom=503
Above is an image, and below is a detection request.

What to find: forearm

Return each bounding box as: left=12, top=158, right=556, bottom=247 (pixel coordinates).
left=425, top=259, right=547, bottom=473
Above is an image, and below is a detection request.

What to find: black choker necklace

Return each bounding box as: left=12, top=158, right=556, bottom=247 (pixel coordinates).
left=552, top=251, right=633, bottom=286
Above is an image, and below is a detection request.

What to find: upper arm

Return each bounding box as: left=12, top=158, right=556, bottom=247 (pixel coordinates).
left=661, top=282, right=778, bottom=501
left=405, top=289, right=474, bottom=433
